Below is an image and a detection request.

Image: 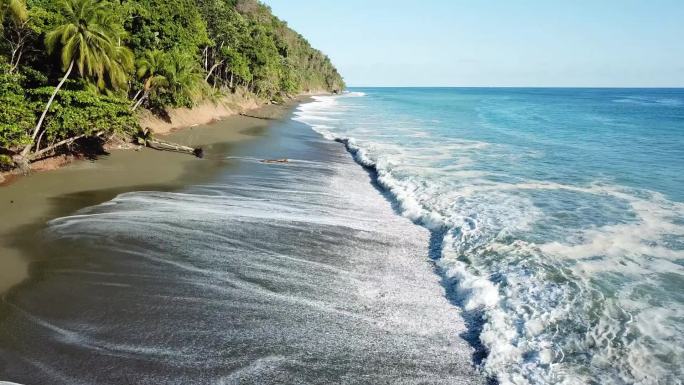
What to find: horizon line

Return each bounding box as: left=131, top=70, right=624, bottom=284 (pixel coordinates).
left=346, top=85, right=684, bottom=89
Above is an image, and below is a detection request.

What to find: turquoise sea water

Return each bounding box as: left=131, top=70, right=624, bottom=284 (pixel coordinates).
left=294, top=88, right=684, bottom=385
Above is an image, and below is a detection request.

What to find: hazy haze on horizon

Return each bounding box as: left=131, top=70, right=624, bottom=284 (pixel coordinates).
left=263, top=0, right=684, bottom=87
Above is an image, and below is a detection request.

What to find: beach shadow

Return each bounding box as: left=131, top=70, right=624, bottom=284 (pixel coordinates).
left=238, top=124, right=269, bottom=137
left=149, top=106, right=172, bottom=123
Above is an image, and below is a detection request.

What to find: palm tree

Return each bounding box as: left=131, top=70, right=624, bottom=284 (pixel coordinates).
left=102, top=43, right=134, bottom=90
left=19, top=0, right=132, bottom=161
left=166, top=51, right=206, bottom=104
left=0, top=0, right=27, bottom=26
left=131, top=50, right=169, bottom=111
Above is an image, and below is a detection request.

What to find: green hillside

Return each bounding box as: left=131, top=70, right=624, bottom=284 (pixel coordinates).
left=0, top=0, right=344, bottom=168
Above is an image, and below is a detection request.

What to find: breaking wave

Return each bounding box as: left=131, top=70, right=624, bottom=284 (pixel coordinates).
left=294, top=91, right=684, bottom=385
left=613, top=96, right=683, bottom=107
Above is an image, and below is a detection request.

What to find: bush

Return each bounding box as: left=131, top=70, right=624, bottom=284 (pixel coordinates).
left=28, top=86, right=139, bottom=144
left=0, top=154, right=14, bottom=167
left=0, top=69, right=34, bottom=150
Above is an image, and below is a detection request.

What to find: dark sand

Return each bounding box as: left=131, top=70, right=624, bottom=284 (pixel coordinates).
left=0, top=103, right=291, bottom=295
left=0, top=100, right=483, bottom=384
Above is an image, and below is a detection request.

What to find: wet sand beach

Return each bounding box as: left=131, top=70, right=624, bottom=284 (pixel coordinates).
left=0, top=100, right=482, bottom=384
left=0, top=103, right=291, bottom=295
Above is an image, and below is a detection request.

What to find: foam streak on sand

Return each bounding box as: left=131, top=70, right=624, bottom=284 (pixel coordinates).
left=294, top=89, right=684, bottom=385
left=0, top=106, right=283, bottom=296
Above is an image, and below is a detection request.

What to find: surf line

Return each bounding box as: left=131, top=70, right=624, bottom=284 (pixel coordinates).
left=332, top=136, right=493, bottom=373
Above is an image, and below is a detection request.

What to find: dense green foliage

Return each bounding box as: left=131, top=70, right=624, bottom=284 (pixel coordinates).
left=0, top=0, right=343, bottom=165
left=31, top=86, right=137, bottom=143
left=0, top=68, right=32, bottom=148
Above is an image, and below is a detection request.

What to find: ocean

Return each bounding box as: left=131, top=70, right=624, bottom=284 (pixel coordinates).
left=0, top=88, right=681, bottom=385
left=295, top=88, right=684, bottom=385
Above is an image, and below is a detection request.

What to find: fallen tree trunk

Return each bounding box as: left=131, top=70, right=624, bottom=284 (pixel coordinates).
left=239, top=113, right=275, bottom=120
left=12, top=131, right=103, bottom=174
left=146, top=138, right=204, bottom=158
left=29, top=133, right=90, bottom=160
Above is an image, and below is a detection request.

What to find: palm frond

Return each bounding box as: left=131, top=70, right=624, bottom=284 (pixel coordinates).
left=46, top=0, right=131, bottom=90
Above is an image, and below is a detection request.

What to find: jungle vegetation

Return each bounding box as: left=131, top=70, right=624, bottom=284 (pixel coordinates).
left=0, top=0, right=344, bottom=169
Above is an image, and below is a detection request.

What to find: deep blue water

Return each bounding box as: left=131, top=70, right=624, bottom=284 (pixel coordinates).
left=295, top=88, right=684, bottom=385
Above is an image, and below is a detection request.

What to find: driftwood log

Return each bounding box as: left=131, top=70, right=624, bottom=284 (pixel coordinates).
left=260, top=158, right=289, bottom=164
left=146, top=138, right=204, bottom=158
left=239, top=113, right=275, bottom=120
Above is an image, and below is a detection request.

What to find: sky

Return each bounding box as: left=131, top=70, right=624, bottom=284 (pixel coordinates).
left=263, top=0, right=684, bottom=87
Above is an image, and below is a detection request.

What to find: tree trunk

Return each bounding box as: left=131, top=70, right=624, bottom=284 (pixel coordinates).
left=130, top=89, right=142, bottom=106
left=6, top=19, right=30, bottom=74
left=131, top=90, right=149, bottom=111
left=205, top=60, right=224, bottom=82
left=10, top=49, right=23, bottom=73
left=21, top=60, right=75, bottom=158
left=9, top=46, right=21, bottom=73
left=28, top=133, right=89, bottom=161
left=230, top=72, right=234, bottom=88
left=35, top=128, right=46, bottom=153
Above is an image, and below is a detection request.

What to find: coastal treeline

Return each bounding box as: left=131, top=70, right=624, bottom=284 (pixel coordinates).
left=0, top=0, right=343, bottom=169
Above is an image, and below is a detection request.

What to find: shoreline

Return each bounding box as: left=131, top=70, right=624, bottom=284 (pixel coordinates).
left=0, top=92, right=265, bottom=185
left=0, top=95, right=484, bottom=384
left=0, top=97, right=303, bottom=296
